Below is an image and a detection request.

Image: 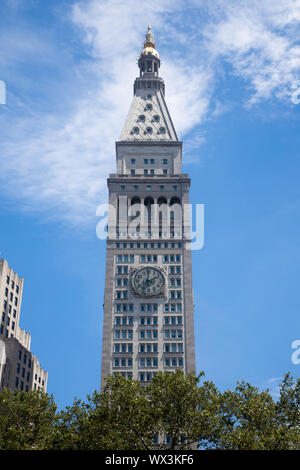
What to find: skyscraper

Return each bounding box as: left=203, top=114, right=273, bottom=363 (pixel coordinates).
left=0, top=258, right=47, bottom=392
left=101, top=26, right=195, bottom=387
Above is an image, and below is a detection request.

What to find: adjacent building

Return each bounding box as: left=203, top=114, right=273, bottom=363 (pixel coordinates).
left=100, top=26, right=196, bottom=387
left=0, top=258, right=47, bottom=392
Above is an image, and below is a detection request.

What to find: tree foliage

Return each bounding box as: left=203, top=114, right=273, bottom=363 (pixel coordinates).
left=0, top=389, right=56, bottom=450
left=0, top=371, right=299, bottom=450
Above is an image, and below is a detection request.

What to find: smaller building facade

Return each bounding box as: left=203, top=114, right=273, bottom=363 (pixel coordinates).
left=0, top=259, right=47, bottom=393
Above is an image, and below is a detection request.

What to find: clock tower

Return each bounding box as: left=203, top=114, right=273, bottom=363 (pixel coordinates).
left=100, top=26, right=196, bottom=387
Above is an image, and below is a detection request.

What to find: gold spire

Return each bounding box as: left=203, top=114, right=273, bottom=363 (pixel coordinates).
left=144, top=25, right=155, bottom=48
left=140, top=25, right=160, bottom=59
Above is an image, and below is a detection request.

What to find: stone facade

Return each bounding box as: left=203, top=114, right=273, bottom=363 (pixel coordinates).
left=0, top=259, right=47, bottom=393
left=100, top=27, right=196, bottom=388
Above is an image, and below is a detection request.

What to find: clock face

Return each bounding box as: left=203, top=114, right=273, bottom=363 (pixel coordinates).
left=132, top=267, right=164, bottom=296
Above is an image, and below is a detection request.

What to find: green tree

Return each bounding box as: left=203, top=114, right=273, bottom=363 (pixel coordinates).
left=145, top=370, right=222, bottom=449
left=1, top=372, right=298, bottom=450
left=51, top=375, right=156, bottom=450
left=0, top=389, right=56, bottom=450
left=215, top=373, right=300, bottom=450
left=51, top=370, right=223, bottom=450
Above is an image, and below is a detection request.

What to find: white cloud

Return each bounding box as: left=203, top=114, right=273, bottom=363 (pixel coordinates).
left=0, top=0, right=300, bottom=226
left=264, top=377, right=282, bottom=399
left=203, top=0, right=300, bottom=104
left=0, top=0, right=212, bottom=225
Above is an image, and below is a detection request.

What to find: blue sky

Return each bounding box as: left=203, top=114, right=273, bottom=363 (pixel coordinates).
left=0, top=0, right=300, bottom=408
